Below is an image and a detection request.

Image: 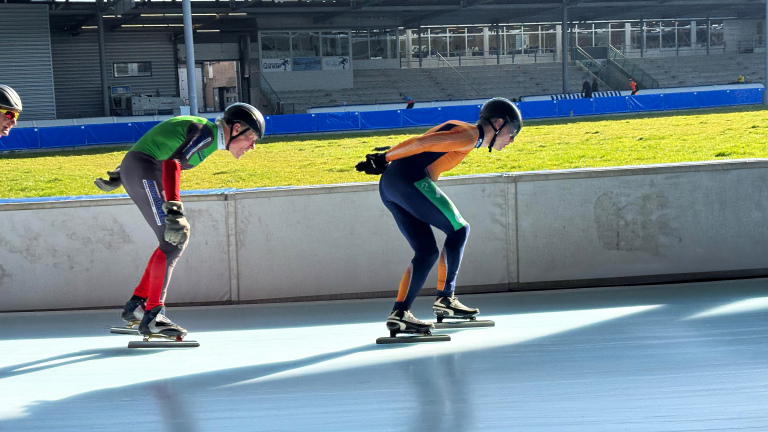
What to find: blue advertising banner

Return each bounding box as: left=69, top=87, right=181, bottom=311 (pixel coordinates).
left=293, top=57, right=322, bottom=71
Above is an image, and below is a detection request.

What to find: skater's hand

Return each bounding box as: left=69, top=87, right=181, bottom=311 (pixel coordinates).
left=162, top=201, right=190, bottom=248
left=355, top=152, right=388, bottom=175
left=94, top=166, right=122, bottom=192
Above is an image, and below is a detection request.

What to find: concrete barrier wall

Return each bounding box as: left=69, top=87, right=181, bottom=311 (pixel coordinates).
left=1, top=159, right=767, bottom=312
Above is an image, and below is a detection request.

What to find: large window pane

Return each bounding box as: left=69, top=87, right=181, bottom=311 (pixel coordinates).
left=321, top=31, right=349, bottom=57
left=696, top=22, right=708, bottom=47
left=261, top=32, right=290, bottom=58
left=594, top=23, right=609, bottom=47
left=369, top=29, right=395, bottom=59
left=677, top=22, right=691, bottom=48
left=292, top=32, right=321, bottom=57
left=630, top=22, right=643, bottom=49
left=661, top=21, right=676, bottom=49
left=574, top=23, right=592, bottom=47
left=645, top=22, right=660, bottom=49
left=710, top=20, right=724, bottom=46
left=352, top=30, right=369, bottom=60
left=448, top=27, right=466, bottom=56
left=429, top=28, right=446, bottom=56
left=610, top=23, right=625, bottom=48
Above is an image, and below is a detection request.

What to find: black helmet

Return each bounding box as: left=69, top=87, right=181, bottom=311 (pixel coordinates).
left=223, top=102, right=265, bottom=139
left=478, top=97, right=522, bottom=152
left=0, top=85, right=22, bottom=111
left=479, top=97, right=522, bottom=131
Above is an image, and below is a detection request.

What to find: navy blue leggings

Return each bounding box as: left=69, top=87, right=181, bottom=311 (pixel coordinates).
left=379, top=173, right=470, bottom=311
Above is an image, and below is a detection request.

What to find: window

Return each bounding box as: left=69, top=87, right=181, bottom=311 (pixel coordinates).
left=594, top=23, right=609, bottom=47
left=369, top=29, right=396, bottom=59
left=322, top=31, right=349, bottom=57
left=292, top=32, right=321, bottom=57
left=645, top=22, right=660, bottom=49
left=261, top=32, right=290, bottom=58
left=661, top=21, right=677, bottom=49
left=352, top=30, right=370, bottom=60
left=611, top=23, right=625, bottom=48
left=677, top=21, right=691, bottom=48
left=113, top=62, right=151, bottom=78
left=630, top=22, right=643, bottom=50
left=710, top=20, right=724, bottom=47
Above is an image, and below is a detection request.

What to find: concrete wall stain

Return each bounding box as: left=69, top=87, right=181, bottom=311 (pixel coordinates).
left=594, top=191, right=682, bottom=256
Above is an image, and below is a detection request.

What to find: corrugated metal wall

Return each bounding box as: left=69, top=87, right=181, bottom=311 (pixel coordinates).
left=0, top=5, right=57, bottom=120
left=52, top=31, right=177, bottom=119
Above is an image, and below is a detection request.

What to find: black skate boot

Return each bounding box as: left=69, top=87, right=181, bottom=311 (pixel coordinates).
left=386, top=309, right=434, bottom=337
left=139, top=306, right=188, bottom=340
left=121, top=296, right=146, bottom=326
left=433, top=295, right=479, bottom=323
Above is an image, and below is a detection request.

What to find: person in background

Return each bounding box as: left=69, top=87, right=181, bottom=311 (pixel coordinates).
left=591, top=78, right=599, bottom=94
left=0, top=85, right=22, bottom=138
left=582, top=79, right=592, bottom=98
left=629, top=78, right=638, bottom=95
left=401, top=93, right=416, bottom=109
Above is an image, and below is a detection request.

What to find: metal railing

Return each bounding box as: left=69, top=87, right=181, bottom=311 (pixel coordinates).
left=435, top=52, right=481, bottom=95
left=259, top=73, right=283, bottom=115
left=571, top=46, right=619, bottom=91
left=399, top=48, right=556, bottom=68
left=606, top=45, right=660, bottom=89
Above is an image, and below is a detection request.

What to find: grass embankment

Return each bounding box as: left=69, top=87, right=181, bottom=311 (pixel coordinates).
left=1, top=105, right=767, bottom=199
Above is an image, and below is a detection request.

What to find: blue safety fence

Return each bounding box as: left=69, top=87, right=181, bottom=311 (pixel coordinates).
left=1, top=87, right=762, bottom=152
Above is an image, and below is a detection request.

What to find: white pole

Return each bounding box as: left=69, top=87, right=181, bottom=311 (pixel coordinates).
left=182, top=0, right=198, bottom=115
left=764, top=1, right=768, bottom=105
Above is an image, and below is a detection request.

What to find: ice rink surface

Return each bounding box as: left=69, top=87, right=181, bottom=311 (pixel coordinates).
left=0, top=278, right=766, bottom=432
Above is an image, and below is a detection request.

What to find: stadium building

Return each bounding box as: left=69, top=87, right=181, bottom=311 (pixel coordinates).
left=0, top=1, right=765, bottom=120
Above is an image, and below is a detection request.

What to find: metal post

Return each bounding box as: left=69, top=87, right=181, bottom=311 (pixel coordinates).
left=561, top=0, right=568, bottom=94
left=96, top=11, right=110, bottom=116
left=496, top=23, right=501, bottom=65
left=764, top=4, right=768, bottom=105
left=182, top=0, right=198, bottom=115
left=706, top=18, right=711, bottom=56
left=418, top=27, right=423, bottom=68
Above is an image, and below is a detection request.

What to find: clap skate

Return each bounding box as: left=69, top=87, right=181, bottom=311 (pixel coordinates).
left=431, top=295, right=495, bottom=329
left=127, top=306, right=199, bottom=349
left=376, top=310, right=450, bottom=344
left=110, top=297, right=146, bottom=335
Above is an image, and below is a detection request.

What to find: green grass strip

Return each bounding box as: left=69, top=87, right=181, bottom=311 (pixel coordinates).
left=1, top=105, right=767, bottom=199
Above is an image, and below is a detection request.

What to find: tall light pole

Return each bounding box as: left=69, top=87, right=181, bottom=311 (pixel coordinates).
left=182, top=0, right=198, bottom=115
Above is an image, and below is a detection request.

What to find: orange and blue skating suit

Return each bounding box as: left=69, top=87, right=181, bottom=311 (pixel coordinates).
left=379, top=120, right=483, bottom=311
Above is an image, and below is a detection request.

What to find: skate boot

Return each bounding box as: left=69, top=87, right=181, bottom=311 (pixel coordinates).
left=386, top=310, right=434, bottom=337
left=120, top=296, right=146, bottom=327
left=139, top=305, right=188, bottom=340
left=433, top=295, right=479, bottom=323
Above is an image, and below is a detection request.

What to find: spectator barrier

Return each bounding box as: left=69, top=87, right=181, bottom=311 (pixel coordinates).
left=2, top=160, right=768, bottom=311
left=0, top=86, right=763, bottom=151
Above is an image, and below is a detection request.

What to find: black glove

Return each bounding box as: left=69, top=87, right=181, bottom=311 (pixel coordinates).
left=94, top=166, right=122, bottom=192
left=355, top=152, right=389, bottom=175
left=162, top=201, right=190, bottom=248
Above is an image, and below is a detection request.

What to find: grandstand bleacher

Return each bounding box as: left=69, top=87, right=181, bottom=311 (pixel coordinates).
left=275, top=53, right=765, bottom=114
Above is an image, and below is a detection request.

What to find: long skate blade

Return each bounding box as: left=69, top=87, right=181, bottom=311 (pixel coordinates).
left=376, top=334, right=450, bottom=344
left=433, top=320, right=495, bottom=330
left=110, top=327, right=140, bottom=335
left=128, top=340, right=200, bottom=349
